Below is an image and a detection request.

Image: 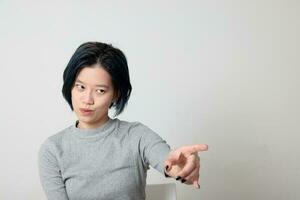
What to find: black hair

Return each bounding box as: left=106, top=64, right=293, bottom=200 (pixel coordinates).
left=62, top=42, right=132, bottom=117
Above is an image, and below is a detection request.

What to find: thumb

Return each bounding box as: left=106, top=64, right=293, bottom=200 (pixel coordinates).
left=164, top=151, right=183, bottom=172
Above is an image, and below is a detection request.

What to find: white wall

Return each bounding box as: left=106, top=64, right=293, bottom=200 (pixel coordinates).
left=0, top=1, right=299, bottom=199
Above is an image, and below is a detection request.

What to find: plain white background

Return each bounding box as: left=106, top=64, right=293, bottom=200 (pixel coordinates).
left=0, top=1, right=299, bottom=199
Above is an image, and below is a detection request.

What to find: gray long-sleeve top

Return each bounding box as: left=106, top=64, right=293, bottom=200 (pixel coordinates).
left=38, top=118, right=171, bottom=200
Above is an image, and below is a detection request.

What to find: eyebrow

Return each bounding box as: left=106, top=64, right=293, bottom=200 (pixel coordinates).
left=75, top=79, right=109, bottom=88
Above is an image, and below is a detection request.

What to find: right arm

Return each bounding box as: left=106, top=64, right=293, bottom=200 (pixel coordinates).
left=38, top=140, right=69, bottom=200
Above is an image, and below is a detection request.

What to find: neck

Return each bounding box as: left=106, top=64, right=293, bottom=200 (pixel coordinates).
left=77, top=116, right=110, bottom=129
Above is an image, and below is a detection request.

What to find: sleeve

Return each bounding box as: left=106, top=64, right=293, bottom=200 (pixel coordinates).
left=136, top=123, right=171, bottom=175
left=38, top=139, right=69, bottom=200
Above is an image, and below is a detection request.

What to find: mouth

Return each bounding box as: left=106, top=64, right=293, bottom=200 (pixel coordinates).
left=79, top=108, right=94, bottom=115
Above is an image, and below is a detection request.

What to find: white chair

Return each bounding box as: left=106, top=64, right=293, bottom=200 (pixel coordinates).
left=145, top=183, right=177, bottom=200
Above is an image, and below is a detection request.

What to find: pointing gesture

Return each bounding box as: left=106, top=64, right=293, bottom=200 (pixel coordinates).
left=164, top=144, right=208, bottom=188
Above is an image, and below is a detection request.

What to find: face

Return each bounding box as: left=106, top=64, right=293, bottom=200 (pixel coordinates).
left=71, top=65, right=117, bottom=129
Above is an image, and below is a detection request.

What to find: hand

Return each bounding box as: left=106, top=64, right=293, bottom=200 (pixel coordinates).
left=164, top=144, right=208, bottom=189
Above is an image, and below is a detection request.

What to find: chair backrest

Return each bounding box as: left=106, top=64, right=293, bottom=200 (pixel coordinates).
left=145, top=183, right=177, bottom=200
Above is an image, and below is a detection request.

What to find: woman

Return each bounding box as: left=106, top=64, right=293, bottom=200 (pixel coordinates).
left=38, top=42, right=208, bottom=200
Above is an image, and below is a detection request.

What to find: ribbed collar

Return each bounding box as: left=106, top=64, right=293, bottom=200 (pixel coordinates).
left=70, top=118, right=118, bottom=139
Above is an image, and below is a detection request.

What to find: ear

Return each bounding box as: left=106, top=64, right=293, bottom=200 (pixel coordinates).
left=112, top=90, right=119, bottom=103
left=109, top=91, right=119, bottom=108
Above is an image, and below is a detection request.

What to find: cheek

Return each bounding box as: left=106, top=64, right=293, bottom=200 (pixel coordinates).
left=71, top=91, right=80, bottom=107
left=95, top=95, right=114, bottom=107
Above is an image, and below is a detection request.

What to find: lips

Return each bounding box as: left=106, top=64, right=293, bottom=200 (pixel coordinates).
left=79, top=108, right=94, bottom=116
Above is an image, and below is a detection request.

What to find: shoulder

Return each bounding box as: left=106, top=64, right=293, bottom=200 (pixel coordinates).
left=116, top=118, right=163, bottom=140
left=38, top=126, right=72, bottom=156
left=117, top=119, right=153, bottom=134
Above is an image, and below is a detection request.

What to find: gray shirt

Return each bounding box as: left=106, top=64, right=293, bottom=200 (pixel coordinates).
left=38, top=118, right=171, bottom=200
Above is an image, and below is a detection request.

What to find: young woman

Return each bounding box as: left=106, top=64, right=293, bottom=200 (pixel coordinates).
left=38, top=42, right=208, bottom=200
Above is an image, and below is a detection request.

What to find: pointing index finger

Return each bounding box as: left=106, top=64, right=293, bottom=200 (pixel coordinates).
left=181, top=144, right=208, bottom=156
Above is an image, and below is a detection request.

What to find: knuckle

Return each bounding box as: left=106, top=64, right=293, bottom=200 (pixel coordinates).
left=179, top=170, right=189, bottom=178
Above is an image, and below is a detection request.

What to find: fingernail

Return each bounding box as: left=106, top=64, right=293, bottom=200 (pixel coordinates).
left=164, top=171, right=171, bottom=178
left=165, top=165, right=169, bottom=171
left=181, top=179, right=186, bottom=183
left=176, top=176, right=182, bottom=180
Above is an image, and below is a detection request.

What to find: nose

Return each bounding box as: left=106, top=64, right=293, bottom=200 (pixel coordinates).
left=82, top=91, right=94, bottom=105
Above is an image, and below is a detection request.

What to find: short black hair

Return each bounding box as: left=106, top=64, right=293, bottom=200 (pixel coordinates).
left=62, top=42, right=132, bottom=117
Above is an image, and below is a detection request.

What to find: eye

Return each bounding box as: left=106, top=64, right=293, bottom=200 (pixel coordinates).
left=75, top=84, right=85, bottom=91
left=96, top=89, right=105, bottom=94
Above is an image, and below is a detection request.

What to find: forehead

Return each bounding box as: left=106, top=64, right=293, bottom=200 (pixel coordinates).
left=75, top=66, right=112, bottom=86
